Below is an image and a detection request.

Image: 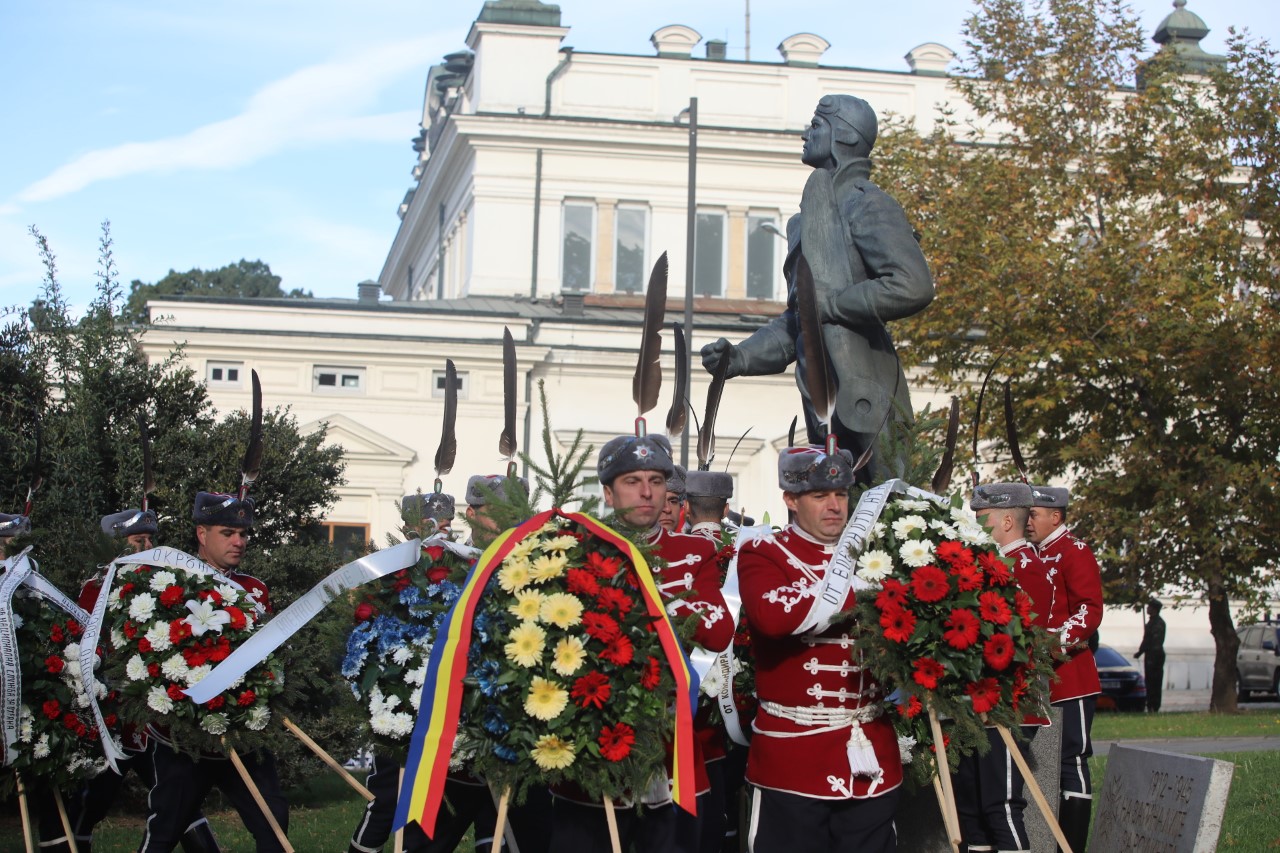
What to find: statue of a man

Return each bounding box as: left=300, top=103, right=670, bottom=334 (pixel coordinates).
left=700, top=94, right=934, bottom=480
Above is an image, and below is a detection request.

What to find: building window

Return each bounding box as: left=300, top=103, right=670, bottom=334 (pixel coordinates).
left=694, top=210, right=726, bottom=297
left=614, top=206, right=648, bottom=294
left=313, top=366, right=366, bottom=394
left=747, top=213, right=780, bottom=299
left=207, top=361, right=244, bottom=387
left=319, top=522, right=370, bottom=559
left=431, top=369, right=469, bottom=399
left=561, top=202, right=595, bottom=292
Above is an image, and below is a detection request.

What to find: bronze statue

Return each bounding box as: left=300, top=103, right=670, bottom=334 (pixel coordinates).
left=701, top=94, right=934, bottom=480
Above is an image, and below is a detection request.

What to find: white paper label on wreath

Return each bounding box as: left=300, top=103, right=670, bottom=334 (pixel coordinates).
left=184, top=539, right=421, bottom=704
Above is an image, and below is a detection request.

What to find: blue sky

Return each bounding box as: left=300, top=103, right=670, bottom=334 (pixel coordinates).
left=2, top=0, right=1275, bottom=309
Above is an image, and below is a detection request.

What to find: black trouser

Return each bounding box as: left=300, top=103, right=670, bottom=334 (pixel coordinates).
left=747, top=786, right=899, bottom=853
left=1055, top=697, right=1095, bottom=799
left=1144, top=656, right=1165, bottom=712
left=140, top=743, right=287, bottom=853
left=548, top=796, right=695, bottom=853
left=953, top=726, right=1038, bottom=852
left=720, top=744, right=749, bottom=853
left=699, top=759, right=727, bottom=853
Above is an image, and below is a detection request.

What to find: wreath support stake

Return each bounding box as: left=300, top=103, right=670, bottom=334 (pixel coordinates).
left=15, top=771, right=35, bottom=853
left=993, top=721, right=1072, bottom=853
left=490, top=786, right=511, bottom=853
left=393, top=767, right=405, bottom=853
left=53, top=786, right=79, bottom=852
left=602, top=795, right=622, bottom=853
left=927, top=706, right=962, bottom=851
left=281, top=716, right=373, bottom=801
left=224, top=740, right=293, bottom=853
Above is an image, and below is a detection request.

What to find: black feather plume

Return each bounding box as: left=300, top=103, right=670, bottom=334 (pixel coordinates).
left=1003, top=380, right=1028, bottom=483
left=499, top=328, right=518, bottom=459
left=697, top=348, right=729, bottom=470
left=665, top=323, right=688, bottom=438
left=931, top=397, right=961, bottom=494
left=971, top=354, right=1004, bottom=486
left=632, top=252, right=668, bottom=420
left=788, top=415, right=798, bottom=449
left=238, top=370, right=263, bottom=500
left=434, top=359, right=458, bottom=476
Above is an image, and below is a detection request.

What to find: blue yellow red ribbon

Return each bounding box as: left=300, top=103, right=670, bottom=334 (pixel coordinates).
left=393, top=509, right=699, bottom=834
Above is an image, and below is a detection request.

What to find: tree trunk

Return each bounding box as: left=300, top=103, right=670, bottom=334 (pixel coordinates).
left=1206, top=569, right=1241, bottom=713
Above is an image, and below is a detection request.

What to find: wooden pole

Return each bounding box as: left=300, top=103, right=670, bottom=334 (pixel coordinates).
left=995, top=722, right=1073, bottom=853
left=602, top=795, right=622, bottom=853
left=281, top=716, right=374, bottom=801
left=490, top=787, right=511, bottom=853
left=393, top=767, right=405, bottom=853
left=14, top=772, right=35, bottom=853
left=927, top=707, right=962, bottom=851
left=225, top=742, right=293, bottom=853
left=52, top=787, right=80, bottom=853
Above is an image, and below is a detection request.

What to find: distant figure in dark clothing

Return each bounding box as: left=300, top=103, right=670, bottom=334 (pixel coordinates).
left=1134, top=599, right=1167, bottom=712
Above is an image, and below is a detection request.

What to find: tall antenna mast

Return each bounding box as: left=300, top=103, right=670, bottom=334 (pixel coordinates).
left=745, top=0, right=751, bottom=61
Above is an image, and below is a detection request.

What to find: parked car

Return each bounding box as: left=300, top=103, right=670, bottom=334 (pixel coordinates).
left=1236, top=620, right=1280, bottom=702
left=1094, top=644, right=1146, bottom=712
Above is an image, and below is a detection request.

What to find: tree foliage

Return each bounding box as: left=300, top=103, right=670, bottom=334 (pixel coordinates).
left=877, top=0, right=1280, bottom=711
left=125, top=258, right=311, bottom=323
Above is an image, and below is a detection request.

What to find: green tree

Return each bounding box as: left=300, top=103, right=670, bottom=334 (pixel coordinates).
left=877, top=0, right=1280, bottom=711
left=125, top=258, right=312, bottom=323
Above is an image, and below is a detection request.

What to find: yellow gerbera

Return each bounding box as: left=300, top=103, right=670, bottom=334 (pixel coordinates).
left=529, top=552, right=568, bottom=584
left=539, top=592, right=584, bottom=629
left=504, top=621, right=547, bottom=668
left=524, top=676, right=569, bottom=721
left=551, top=636, right=587, bottom=676
left=508, top=589, right=544, bottom=621
left=540, top=534, right=578, bottom=553
left=530, top=734, right=576, bottom=770
left=497, top=557, right=531, bottom=592
left=507, top=538, right=538, bottom=561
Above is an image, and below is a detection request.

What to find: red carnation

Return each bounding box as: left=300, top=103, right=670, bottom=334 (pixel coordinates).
left=42, top=700, right=61, bottom=720
left=910, top=565, right=950, bottom=603
left=979, top=552, right=1013, bottom=585
left=875, top=578, right=908, bottom=611
left=160, top=585, right=185, bottom=608
left=978, top=591, right=1013, bottom=626
left=567, top=568, right=600, bottom=596
left=45, top=655, right=65, bottom=674
left=138, top=638, right=153, bottom=653
left=570, top=672, right=612, bottom=709
left=880, top=606, right=916, bottom=644
left=82, top=724, right=94, bottom=739
left=425, top=566, right=450, bottom=584
left=594, top=587, right=633, bottom=616
left=600, top=635, right=635, bottom=666
left=237, top=690, right=256, bottom=707
left=147, top=663, right=160, bottom=678
left=1013, top=591, right=1033, bottom=622
left=123, top=622, right=138, bottom=640
left=169, top=619, right=192, bottom=644
left=598, top=722, right=635, bottom=762
left=104, top=713, right=117, bottom=727
left=585, top=551, right=622, bottom=580
left=952, top=564, right=984, bottom=592
left=965, top=677, right=1002, bottom=714
left=167, top=684, right=186, bottom=702
left=50, top=623, right=65, bottom=643
left=582, top=612, right=621, bottom=643
left=424, top=545, right=445, bottom=562
left=983, top=633, right=1015, bottom=670
left=224, top=606, right=247, bottom=631
left=943, top=609, right=981, bottom=650
left=640, top=656, right=662, bottom=690
left=902, top=695, right=923, bottom=719
left=353, top=602, right=376, bottom=623
left=912, top=657, right=946, bottom=690
left=63, top=712, right=80, bottom=730
left=206, top=696, right=225, bottom=710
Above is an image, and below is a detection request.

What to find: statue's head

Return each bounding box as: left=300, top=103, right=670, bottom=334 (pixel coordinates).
left=803, top=95, right=877, bottom=167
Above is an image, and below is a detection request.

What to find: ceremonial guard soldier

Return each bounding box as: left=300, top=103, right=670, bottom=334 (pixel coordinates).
left=953, top=483, right=1062, bottom=853
left=660, top=465, right=688, bottom=532
left=1026, top=485, right=1103, bottom=853
left=550, top=433, right=732, bottom=853
left=738, top=446, right=902, bottom=853
left=684, top=471, right=733, bottom=541
left=139, top=491, right=288, bottom=853
left=464, top=474, right=528, bottom=546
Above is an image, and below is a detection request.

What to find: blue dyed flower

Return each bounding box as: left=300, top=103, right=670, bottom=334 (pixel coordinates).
left=493, top=744, right=519, bottom=764
left=474, top=659, right=503, bottom=697
left=482, top=706, right=509, bottom=736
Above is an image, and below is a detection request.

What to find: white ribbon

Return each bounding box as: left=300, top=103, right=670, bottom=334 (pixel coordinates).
left=183, top=539, right=422, bottom=704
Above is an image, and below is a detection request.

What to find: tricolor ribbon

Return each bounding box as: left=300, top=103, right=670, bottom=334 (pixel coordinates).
left=394, top=509, right=700, bottom=835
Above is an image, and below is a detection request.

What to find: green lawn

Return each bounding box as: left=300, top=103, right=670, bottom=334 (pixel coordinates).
left=1092, top=709, right=1279, bottom=741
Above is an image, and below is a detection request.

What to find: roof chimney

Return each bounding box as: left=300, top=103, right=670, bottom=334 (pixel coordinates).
left=561, top=291, right=585, bottom=316
left=706, top=39, right=727, bottom=60
left=357, top=280, right=382, bottom=303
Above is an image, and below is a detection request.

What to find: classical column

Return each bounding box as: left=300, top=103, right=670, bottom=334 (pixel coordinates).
left=595, top=199, right=616, bottom=294
left=726, top=206, right=749, bottom=299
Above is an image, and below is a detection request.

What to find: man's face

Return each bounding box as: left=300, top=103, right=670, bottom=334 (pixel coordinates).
left=196, top=525, right=249, bottom=571
left=783, top=488, right=849, bottom=544
left=658, top=492, right=683, bottom=531
left=126, top=533, right=153, bottom=553
left=604, top=470, right=667, bottom=529
left=1025, top=507, right=1061, bottom=545
left=976, top=509, right=1016, bottom=548
left=801, top=113, right=835, bottom=169
left=466, top=506, right=499, bottom=545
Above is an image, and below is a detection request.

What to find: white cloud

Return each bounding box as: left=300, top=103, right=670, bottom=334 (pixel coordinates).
left=17, top=37, right=434, bottom=204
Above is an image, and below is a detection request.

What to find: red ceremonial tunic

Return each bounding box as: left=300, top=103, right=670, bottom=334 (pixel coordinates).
left=1035, top=525, right=1103, bottom=703
left=1003, top=539, right=1065, bottom=726
left=738, top=525, right=902, bottom=800
left=686, top=523, right=736, bottom=764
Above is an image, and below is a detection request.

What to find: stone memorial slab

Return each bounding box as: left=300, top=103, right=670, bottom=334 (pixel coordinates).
left=1088, top=744, right=1233, bottom=853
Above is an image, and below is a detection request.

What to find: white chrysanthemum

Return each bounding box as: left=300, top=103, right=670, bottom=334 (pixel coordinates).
left=149, top=570, right=178, bottom=591
left=125, top=653, right=147, bottom=681
left=110, top=627, right=127, bottom=649
left=411, top=635, right=432, bottom=650
left=405, top=665, right=427, bottom=688
left=108, top=587, right=124, bottom=610
left=147, top=685, right=174, bottom=714
left=246, top=706, right=271, bottom=731
left=411, top=688, right=422, bottom=712
left=93, top=680, right=108, bottom=700
left=74, top=690, right=91, bottom=709
left=229, top=675, right=245, bottom=691
left=371, top=711, right=415, bottom=739
left=201, top=713, right=229, bottom=735
left=144, top=622, right=173, bottom=653
left=956, top=521, right=992, bottom=546
left=18, top=707, right=33, bottom=742
left=128, top=592, right=157, bottom=622
left=160, top=654, right=190, bottom=682
left=33, top=735, right=50, bottom=759
left=898, top=734, right=917, bottom=765
left=62, top=642, right=81, bottom=663
left=855, top=549, right=894, bottom=583
left=185, top=665, right=212, bottom=687
left=391, top=646, right=413, bottom=666
left=891, top=515, right=928, bottom=538
left=898, top=539, right=934, bottom=568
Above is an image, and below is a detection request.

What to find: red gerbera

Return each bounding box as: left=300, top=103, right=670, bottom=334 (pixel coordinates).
left=582, top=612, right=621, bottom=643
left=595, top=587, right=633, bottom=616
left=1013, top=591, right=1033, bottom=622
left=598, top=722, right=635, bottom=762
left=585, top=551, right=623, bottom=580
left=942, top=609, right=981, bottom=650
left=640, top=656, right=662, bottom=690
left=225, top=606, right=247, bottom=631
left=965, top=677, right=1002, bottom=714
left=208, top=637, right=232, bottom=663
left=571, top=672, right=612, bottom=709
left=912, top=657, right=946, bottom=689
left=880, top=606, right=917, bottom=644
left=170, top=618, right=193, bottom=644
left=901, top=695, right=923, bottom=719
left=159, top=584, right=185, bottom=608
left=978, top=591, right=1013, bottom=626
left=983, top=632, right=1015, bottom=670
left=197, top=589, right=223, bottom=605
left=936, top=541, right=974, bottom=567
left=875, top=578, right=909, bottom=611
left=567, top=568, right=600, bottom=596
left=979, top=552, right=1013, bottom=585
left=183, top=646, right=208, bottom=667
left=600, top=635, right=635, bottom=666
left=910, top=565, right=950, bottom=603
left=952, top=563, right=984, bottom=592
